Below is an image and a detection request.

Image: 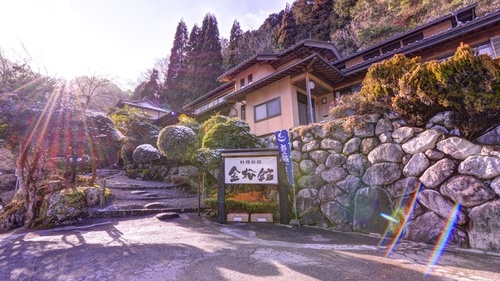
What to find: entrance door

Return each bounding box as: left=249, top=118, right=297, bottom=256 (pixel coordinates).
left=297, top=92, right=315, bottom=125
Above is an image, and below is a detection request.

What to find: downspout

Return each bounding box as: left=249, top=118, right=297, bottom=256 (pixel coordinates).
left=305, top=72, right=314, bottom=124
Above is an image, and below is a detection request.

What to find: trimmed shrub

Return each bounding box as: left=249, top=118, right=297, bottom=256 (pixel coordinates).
left=157, top=125, right=199, bottom=164
left=356, top=44, right=500, bottom=140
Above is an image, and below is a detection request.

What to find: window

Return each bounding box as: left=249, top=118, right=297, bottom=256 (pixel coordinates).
left=241, top=105, right=246, bottom=120
left=248, top=74, right=253, bottom=85
left=491, top=36, right=500, bottom=58
left=254, top=98, right=281, bottom=122
left=240, top=78, right=245, bottom=88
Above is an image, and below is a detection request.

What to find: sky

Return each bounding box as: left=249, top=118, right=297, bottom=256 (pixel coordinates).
left=0, top=0, right=289, bottom=91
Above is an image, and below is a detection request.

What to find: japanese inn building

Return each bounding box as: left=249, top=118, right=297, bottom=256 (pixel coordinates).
left=154, top=4, right=500, bottom=137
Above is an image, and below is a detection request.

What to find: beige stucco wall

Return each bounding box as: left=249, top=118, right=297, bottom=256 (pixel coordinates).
left=246, top=77, right=294, bottom=136
left=235, top=64, right=276, bottom=90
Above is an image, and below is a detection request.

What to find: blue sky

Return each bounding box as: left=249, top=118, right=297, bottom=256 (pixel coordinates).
left=0, top=0, right=289, bottom=90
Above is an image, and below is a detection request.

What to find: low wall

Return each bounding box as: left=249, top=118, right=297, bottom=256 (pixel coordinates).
left=280, top=113, right=499, bottom=252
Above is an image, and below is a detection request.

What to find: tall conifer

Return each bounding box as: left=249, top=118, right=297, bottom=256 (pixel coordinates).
left=165, top=19, right=189, bottom=109
left=226, top=20, right=243, bottom=70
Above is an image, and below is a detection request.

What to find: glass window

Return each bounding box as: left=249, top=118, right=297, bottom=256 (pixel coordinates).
left=248, top=74, right=253, bottom=84
left=254, top=98, right=281, bottom=122
left=241, top=105, right=246, bottom=120
left=240, top=78, right=245, bottom=88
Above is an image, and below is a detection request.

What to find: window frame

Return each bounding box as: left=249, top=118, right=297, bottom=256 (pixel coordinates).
left=254, top=97, right=281, bottom=122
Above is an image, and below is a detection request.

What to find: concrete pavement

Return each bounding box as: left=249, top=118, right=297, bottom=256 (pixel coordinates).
left=1, top=213, right=499, bottom=281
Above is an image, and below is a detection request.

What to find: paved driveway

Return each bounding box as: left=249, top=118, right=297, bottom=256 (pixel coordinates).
left=1, top=214, right=499, bottom=281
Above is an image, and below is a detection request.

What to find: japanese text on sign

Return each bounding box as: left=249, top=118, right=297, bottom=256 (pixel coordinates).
left=224, top=156, right=278, bottom=184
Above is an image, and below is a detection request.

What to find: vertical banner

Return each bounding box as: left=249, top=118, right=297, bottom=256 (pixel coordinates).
left=274, top=129, right=294, bottom=186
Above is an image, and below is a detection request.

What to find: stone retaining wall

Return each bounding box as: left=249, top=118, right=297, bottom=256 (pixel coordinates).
left=279, top=113, right=500, bottom=251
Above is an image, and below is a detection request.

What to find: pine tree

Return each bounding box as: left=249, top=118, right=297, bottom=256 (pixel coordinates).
left=192, top=13, right=223, bottom=99
left=277, top=3, right=298, bottom=50
left=186, top=24, right=201, bottom=102
left=226, top=20, right=243, bottom=70
left=165, top=19, right=189, bottom=109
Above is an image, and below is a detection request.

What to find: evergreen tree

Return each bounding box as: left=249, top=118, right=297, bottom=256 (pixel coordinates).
left=310, top=0, right=333, bottom=41
left=140, top=69, right=161, bottom=101
left=186, top=24, right=202, bottom=102
left=226, top=20, right=243, bottom=70
left=193, top=13, right=223, bottom=99
left=277, top=3, right=298, bottom=50
left=165, top=19, right=189, bottom=109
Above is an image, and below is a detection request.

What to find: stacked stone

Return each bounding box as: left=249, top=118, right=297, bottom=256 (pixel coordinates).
left=289, top=113, right=500, bottom=251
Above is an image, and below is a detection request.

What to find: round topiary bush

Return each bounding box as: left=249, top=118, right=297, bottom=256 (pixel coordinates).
left=157, top=125, right=199, bottom=164
left=132, top=144, right=161, bottom=164
left=202, top=118, right=259, bottom=149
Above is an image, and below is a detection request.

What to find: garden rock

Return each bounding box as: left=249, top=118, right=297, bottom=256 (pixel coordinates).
left=402, top=129, right=443, bottom=154
left=362, top=162, right=402, bottom=186
left=336, top=175, right=362, bottom=195
left=321, top=201, right=353, bottom=231
left=299, top=211, right=330, bottom=228
left=379, top=132, right=392, bottom=143
left=297, top=175, right=325, bottom=189
left=156, top=212, right=180, bottom=220
left=321, top=167, right=349, bottom=183
left=425, top=149, right=444, bottom=160
left=318, top=184, right=344, bottom=202
left=42, top=189, right=86, bottom=226
left=343, top=137, right=361, bottom=155
left=403, top=153, right=429, bottom=177
left=392, top=127, right=414, bottom=143
left=469, top=200, right=500, bottom=251
left=375, top=118, right=393, bottom=135
left=300, top=160, right=317, bottom=174
left=419, top=158, right=456, bottom=188
left=404, top=212, right=467, bottom=247
left=367, top=143, right=404, bottom=163
left=309, top=150, right=329, bottom=165
left=458, top=156, right=500, bottom=179
left=353, top=123, right=375, bottom=138
left=360, top=137, right=380, bottom=154
left=386, top=177, right=421, bottom=198
left=296, top=188, right=320, bottom=215
left=177, top=166, right=198, bottom=177
left=417, top=189, right=466, bottom=225
left=492, top=176, right=500, bottom=195
left=476, top=126, right=500, bottom=145
left=320, top=138, right=342, bottom=152
left=345, top=154, right=368, bottom=176
left=332, top=125, right=353, bottom=142
left=325, top=153, right=346, bottom=168
left=436, top=137, right=481, bottom=160
left=353, top=186, right=392, bottom=234
left=441, top=175, right=495, bottom=207
left=302, top=140, right=320, bottom=152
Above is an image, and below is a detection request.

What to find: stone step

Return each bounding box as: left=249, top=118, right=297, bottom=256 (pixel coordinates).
left=106, top=184, right=177, bottom=190
left=84, top=207, right=205, bottom=219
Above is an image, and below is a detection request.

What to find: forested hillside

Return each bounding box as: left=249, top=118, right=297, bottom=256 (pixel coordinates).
left=140, top=0, right=500, bottom=110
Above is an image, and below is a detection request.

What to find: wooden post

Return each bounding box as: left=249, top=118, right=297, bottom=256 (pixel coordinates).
left=198, top=172, right=201, bottom=216
left=278, top=161, right=290, bottom=224
left=217, top=161, right=226, bottom=223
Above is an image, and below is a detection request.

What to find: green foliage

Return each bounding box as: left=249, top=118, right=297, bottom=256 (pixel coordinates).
left=358, top=44, right=500, bottom=139
left=204, top=198, right=278, bottom=215
left=157, top=125, right=199, bottom=164
left=202, top=117, right=260, bottom=149
left=195, top=148, right=222, bottom=172
left=178, top=115, right=201, bottom=137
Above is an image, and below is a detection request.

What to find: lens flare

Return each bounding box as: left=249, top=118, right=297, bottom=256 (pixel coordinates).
left=377, top=181, right=423, bottom=256
left=424, top=203, right=461, bottom=277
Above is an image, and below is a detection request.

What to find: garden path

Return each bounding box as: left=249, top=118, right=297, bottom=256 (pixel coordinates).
left=86, top=169, right=204, bottom=218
